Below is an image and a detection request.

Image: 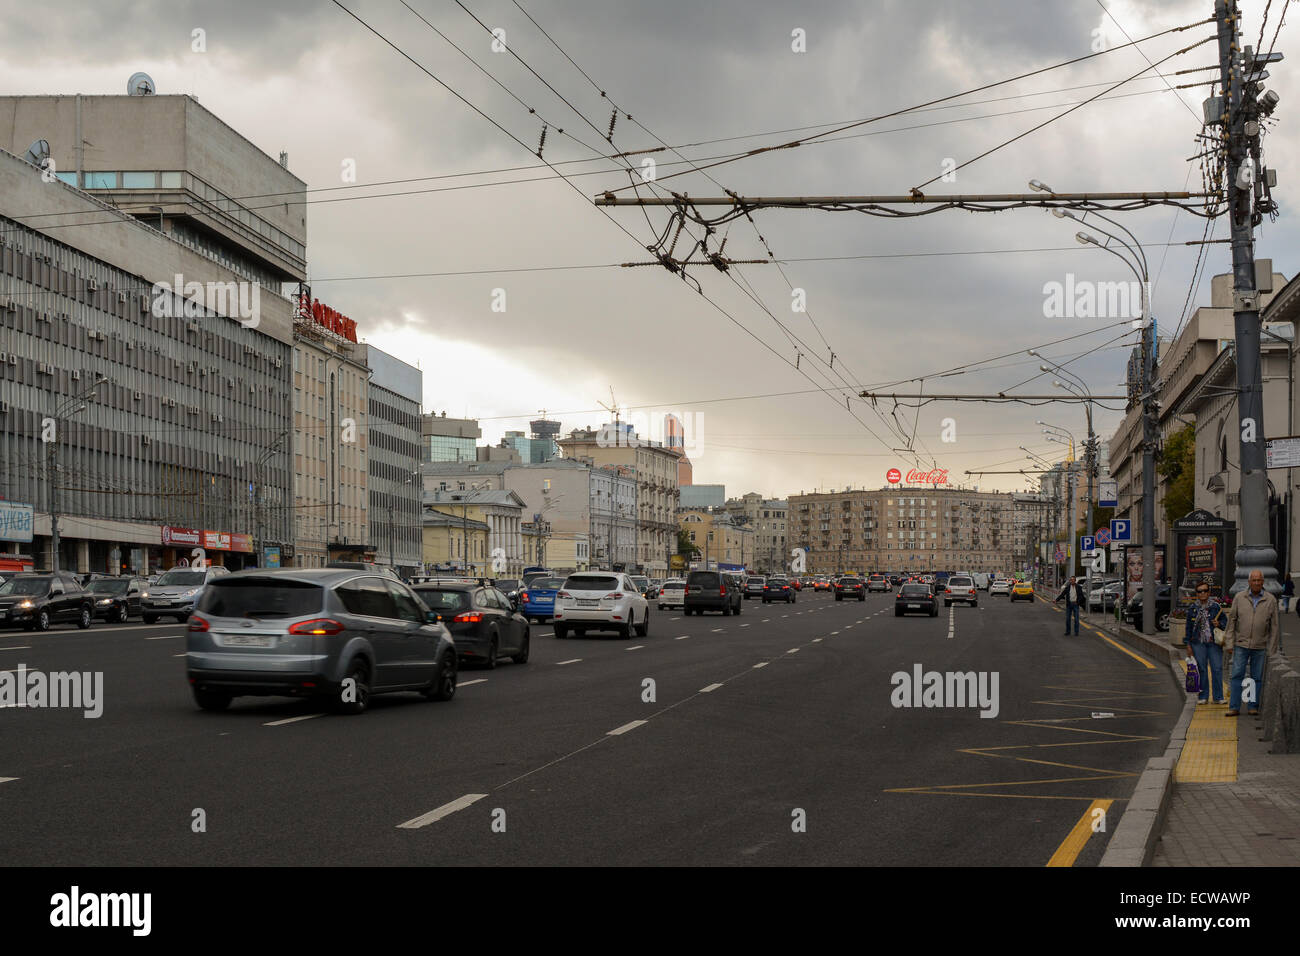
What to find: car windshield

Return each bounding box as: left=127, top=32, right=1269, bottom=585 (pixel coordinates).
left=631, top=577, right=649, bottom=587
left=660, top=581, right=685, bottom=590
left=88, top=580, right=129, bottom=594
left=413, top=588, right=472, bottom=612
left=0, top=578, right=50, bottom=595
left=156, top=570, right=205, bottom=587
left=494, top=580, right=520, bottom=592
left=768, top=578, right=789, bottom=586
left=198, top=579, right=324, bottom=618
left=901, top=585, right=930, bottom=596
left=526, top=578, right=564, bottom=590
left=564, top=575, right=621, bottom=592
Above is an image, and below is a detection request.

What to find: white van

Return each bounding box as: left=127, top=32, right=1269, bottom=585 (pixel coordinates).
left=971, top=572, right=992, bottom=591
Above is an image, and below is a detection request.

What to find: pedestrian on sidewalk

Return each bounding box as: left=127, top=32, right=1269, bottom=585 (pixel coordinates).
left=1224, top=569, right=1279, bottom=718
left=1183, top=581, right=1226, bottom=705
left=1283, top=573, right=1294, bottom=613
left=1055, top=575, right=1086, bottom=636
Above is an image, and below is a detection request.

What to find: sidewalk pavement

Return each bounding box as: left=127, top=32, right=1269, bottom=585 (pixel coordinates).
left=1089, top=603, right=1300, bottom=866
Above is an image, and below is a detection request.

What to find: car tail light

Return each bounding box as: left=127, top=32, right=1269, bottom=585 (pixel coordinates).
left=782, top=585, right=789, bottom=590
left=684, top=585, right=690, bottom=595
left=519, top=591, right=529, bottom=603
left=557, top=591, right=570, bottom=598
left=187, top=615, right=209, bottom=632
left=453, top=613, right=483, bottom=623
left=609, top=592, right=624, bottom=599
left=288, top=618, right=345, bottom=636
left=764, top=585, right=770, bottom=590
left=719, top=586, right=725, bottom=596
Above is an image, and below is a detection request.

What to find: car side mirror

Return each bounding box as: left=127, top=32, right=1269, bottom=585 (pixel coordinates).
left=426, top=610, right=439, bottom=624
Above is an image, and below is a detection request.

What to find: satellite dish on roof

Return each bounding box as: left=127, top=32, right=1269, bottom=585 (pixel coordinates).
left=24, top=139, right=51, bottom=168
left=127, top=72, right=156, bottom=96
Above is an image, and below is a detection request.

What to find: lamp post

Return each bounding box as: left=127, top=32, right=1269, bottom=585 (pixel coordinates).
left=48, top=374, right=108, bottom=573
left=388, top=469, right=421, bottom=576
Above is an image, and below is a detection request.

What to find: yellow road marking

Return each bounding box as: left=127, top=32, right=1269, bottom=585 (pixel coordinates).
left=1083, top=625, right=1156, bottom=669
left=1046, top=798, right=1114, bottom=867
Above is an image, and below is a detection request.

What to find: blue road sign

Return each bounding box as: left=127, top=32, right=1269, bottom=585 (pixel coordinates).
left=1080, top=535, right=1095, bottom=554
left=1110, top=518, right=1132, bottom=542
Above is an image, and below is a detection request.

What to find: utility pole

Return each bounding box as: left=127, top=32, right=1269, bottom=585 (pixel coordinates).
left=1215, top=1, right=1284, bottom=597
left=1141, top=316, right=1158, bottom=633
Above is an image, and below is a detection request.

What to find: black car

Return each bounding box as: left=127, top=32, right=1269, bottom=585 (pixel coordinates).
left=743, top=576, right=767, bottom=600
left=895, top=583, right=939, bottom=617
left=683, top=570, right=743, bottom=616
left=1125, top=584, right=1173, bottom=632
left=0, top=572, right=95, bottom=631
left=412, top=581, right=530, bottom=668
left=492, top=578, right=521, bottom=602
left=86, top=576, right=145, bottom=622
left=889, top=574, right=904, bottom=587
left=762, top=576, right=796, bottom=603
left=835, top=576, right=866, bottom=601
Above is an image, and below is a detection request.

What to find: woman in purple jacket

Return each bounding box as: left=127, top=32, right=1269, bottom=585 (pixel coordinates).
left=1183, top=582, right=1227, bottom=705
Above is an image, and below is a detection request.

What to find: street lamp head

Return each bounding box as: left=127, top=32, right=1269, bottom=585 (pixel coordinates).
left=1050, top=208, right=1073, bottom=220
left=1028, top=179, right=1054, bottom=193
left=1039, top=364, right=1051, bottom=373
left=1035, top=420, right=1045, bottom=425
left=1076, top=231, right=1097, bottom=246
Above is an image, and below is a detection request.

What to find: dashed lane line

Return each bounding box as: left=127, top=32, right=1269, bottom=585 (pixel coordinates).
left=556, top=658, right=583, bottom=666
left=700, top=683, right=723, bottom=693
left=676, top=635, right=690, bottom=640
left=608, top=719, right=647, bottom=736
left=264, top=713, right=325, bottom=727
left=458, top=678, right=488, bottom=686
left=397, top=793, right=488, bottom=829
left=626, top=645, right=644, bottom=651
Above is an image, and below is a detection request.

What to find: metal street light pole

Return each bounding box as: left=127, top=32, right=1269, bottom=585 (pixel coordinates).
left=48, top=375, right=108, bottom=573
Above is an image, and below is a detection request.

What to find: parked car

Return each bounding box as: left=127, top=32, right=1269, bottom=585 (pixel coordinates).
left=186, top=568, right=458, bottom=713
left=1010, top=580, right=1035, bottom=602
left=762, top=576, right=796, bottom=603
left=86, top=576, right=145, bottom=622
left=657, top=579, right=686, bottom=610
left=835, top=576, right=866, bottom=601
left=0, top=572, right=95, bottom=631
left=896, top=583, right=939, bottom=617
left=552, top=571, right=649, bottom=638
left=1125, top=585, right=1173, bottom=632
left=515, top=576, right=563, bottom=622
left=944, top=575, right=978, bottom=607
left=143, top=566, right=231, bottom=623
left=683, top=569, right=743, bottom=616
left=1088, top=581, right=1124, bottom=613
left=411, top=580, right=530, bottom=668
left=743, top=576, right=767, bottom=600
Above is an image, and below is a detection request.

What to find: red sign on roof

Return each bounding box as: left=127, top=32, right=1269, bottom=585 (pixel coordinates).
left=297, top=293, right=358, bottom=343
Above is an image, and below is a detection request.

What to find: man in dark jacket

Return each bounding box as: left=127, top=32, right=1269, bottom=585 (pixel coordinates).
left=1055, top=576, right=1086, bottom=635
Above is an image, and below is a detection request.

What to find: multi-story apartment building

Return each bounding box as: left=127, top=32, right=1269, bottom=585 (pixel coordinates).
left=557, top=426, right=680, bottom=576
left=725, top=493, right=787, bottom=573
left=362, top=344, right=422, bottom=575
left=0, top=92, right=300, bottom=573
left=788, top=486, right=1019, bottom=575
left=292, top=294, right=369, bottom=567
left=677, top=509, right=754, bottom=570
left=591, top=464, right=637, bottom=569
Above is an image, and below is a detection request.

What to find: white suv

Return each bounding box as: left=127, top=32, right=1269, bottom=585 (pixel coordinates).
left=944, top=575, right=978, bottom=607
left=553, top=572, right=649, bottom=639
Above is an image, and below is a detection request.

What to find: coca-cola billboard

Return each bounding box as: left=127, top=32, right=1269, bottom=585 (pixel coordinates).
left=886, top=468, right=902, bottom=484
left=906, top=468, right=950, bottom=485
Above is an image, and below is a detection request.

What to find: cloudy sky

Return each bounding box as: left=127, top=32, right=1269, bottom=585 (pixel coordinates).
left=5, top=0, right=1296, bottom=499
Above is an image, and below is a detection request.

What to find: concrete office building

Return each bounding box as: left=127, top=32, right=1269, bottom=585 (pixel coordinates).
left=422, top=411, right=480, bottom=463
left=362, top=344, right=422, bottom=575
left=0, top=92, right=301, bottom=573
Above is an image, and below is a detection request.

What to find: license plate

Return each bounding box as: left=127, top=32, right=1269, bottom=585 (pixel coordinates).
left=221, top=634, right=274, bottom=647
left=536, top=598, right=553, bottom=604
left=908, top=604, right=920, bottom=609
left=577, top=599, right=598, bottom=607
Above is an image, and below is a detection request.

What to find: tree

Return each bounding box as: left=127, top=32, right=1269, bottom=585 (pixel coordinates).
left=676, top=527, right=698, bottom=558
left=1159, top=423, right=1196, bottom=526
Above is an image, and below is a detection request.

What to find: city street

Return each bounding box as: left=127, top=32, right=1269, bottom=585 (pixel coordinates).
left=0, top=589, right=1178, bottom=866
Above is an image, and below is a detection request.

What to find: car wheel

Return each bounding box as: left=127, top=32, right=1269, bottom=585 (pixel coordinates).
left=635, top=610, right=649, bottom=638
left=930, top=607, right=938, bottom=617
left=735, top=601, right=742, bottom=617
left=943, top=601, right=951, bottom=608
left=143, top=613, right=157, bottom=624
left=895, top=608, right=903, bottom=616
left=554, top=624, right=568, bottom=639
left=836, top=595, right=842, bottom=601
left=118, top=604, right=130, bottom=623
left=722, top=605, right=731, bottom=617
left=333, top=659, right=371, bottom=715
left=484, top=635, right=499, bottom=670
left=1157, top=611, right=1170, bottom=632
left=36, top=610, right=51, bottom=631
left=77, top=607, right=91, bottom=629
left=425, top=651, right=458, bottom=700
left=192, top=687, right=232, bottom=712
left=972, top=601, right=978, bottom=609
left=619, top=619, right=632, bottom=640
left=512, top=631, right=530, bottom=664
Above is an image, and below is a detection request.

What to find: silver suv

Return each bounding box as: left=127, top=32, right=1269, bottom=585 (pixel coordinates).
left=185, top=568, right=458, bottom=714
left=143, top=565, right=230, bottom=623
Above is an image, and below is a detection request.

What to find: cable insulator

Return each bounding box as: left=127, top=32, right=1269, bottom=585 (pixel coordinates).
left=536, top=124, right=548, bottom=159
left=607, top=109, right=618, bottom=143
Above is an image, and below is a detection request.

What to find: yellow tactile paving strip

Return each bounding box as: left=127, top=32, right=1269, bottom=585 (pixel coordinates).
left=1174, top=658, right=1238, bottom=783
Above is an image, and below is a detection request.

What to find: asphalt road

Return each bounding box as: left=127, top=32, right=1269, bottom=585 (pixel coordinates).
left=0, top=589, right=1180, bottom=865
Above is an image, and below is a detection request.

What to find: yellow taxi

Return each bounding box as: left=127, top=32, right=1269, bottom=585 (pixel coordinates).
left=1010, top=581, right=1035, bottom=602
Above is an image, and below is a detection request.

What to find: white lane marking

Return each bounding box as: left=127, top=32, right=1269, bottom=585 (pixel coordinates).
left=0, top=777, right=17, bottom=784
left=700, top=683, right=723, bottom=693
left=397, top=793, right=488, bottom=829
left=948, top=606, right=956, bottom=640
left=172, top=653, right=186, bottom=657
left=458, top=678, right=488, bottom=686
left=608, top=719, right=647, bottom=736
left=831, top=631, right=840, bottom=635
left=787, top=647, right=799, bottom=654
left=556, top=658, right=582, bottom=665
left=813, top=638, right=824, bottom=643
left=145, top=634, right=180, bottom=641
left=264, top=713, right=325, bottom=727
left=676, top=635, right=690, bottom=640
left=739, top=623, right=750, bottom=628
left=0, top=646, right=32, bottom=651
left=626, top=645, right=644, bottom=651
left=781, top=615, right=789, bottom=618
left=753, top=662, right=769, bottom=669
left=711, top=628, right=724, bottom=633
left=762, top=618, right=770, bottom=622
left=671, top=617, right=681, bottom=621
left=844, top=625, right=853, bottom=629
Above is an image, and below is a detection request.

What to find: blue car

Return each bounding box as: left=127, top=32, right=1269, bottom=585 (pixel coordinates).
left=519, top=576, right=565, bottom=622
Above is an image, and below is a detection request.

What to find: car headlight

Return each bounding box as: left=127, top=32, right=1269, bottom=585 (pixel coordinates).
left=183, top=587, right=201, bottom=598
left=17, top=599, right=34, bottom=609
left=97, top=598, right=113, bottom=605
left=140, top=590, right=149, bottom=598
